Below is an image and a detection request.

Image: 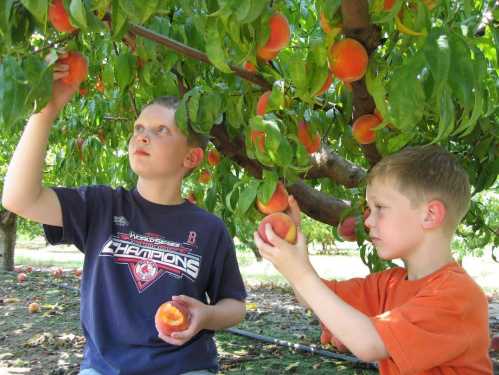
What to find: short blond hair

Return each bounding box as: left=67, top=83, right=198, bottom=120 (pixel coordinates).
left=367, top=145, right=471, bottom=232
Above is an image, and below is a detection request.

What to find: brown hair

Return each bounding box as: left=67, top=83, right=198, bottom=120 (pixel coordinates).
left=367, top=144, right=471, bottom=232
left=147, top=96, right=209, bottom=150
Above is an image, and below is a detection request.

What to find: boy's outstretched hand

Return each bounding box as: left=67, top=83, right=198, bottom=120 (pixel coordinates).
left=45, top=52, right=80, bottom=113
left=254, top=195, right=316, bottom=285
left=156, top=295, right=211, bottom=346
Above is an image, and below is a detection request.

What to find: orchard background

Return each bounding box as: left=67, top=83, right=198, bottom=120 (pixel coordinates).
left=0, top=0, right=498, bottom=373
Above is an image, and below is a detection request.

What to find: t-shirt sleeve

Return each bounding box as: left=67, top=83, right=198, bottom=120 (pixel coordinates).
left=43, top=186, right=97, bottom=252
left=322, top=272, right=385, bottom=316
left=206, top=227, right=247, bottom=304
left=370, top=275, right=473, bottom=373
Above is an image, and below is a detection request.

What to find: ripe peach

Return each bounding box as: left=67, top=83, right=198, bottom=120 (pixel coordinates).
left=48, top=0, right=77, bottom=32
left=384, top=0, right=396, bottom=11
left=155, top=301, right=191, bottom=336
left=314, top=71, right=333, bottom=96
left=74, top=268, right=82, bottom=277
left=491, top=336, right=499, bottom=352
left=260, top=13, right=290, bottom=52
left=297, top=121, right=321, bottom=154
left=58, top=52, right=88, bottom=85
left=52, top=268, right=63, bottom=278
left=186, top=191, right=196, bottom=204
left=329, top=38, right=368, bottom=83
left=198, top=170, right=211, bottom=184
left=79, top=87, right=88, bottom=96
left=95, top=79, right=105, bottom=93
left=250, top=130, right=265, bottom=152
left=28, top=302, right=40, bottom=314
left=25, top=266, right=33, bottom=273
left=352, top=114, right=380, bottom=145
left=257, top=47, right=279, bottom=61
left=338, top=216, right=357, bottom=242
left=207, top=150, right=221, bottom=166
left=256, top=182, right=289, bottom=214
left=243, top=61, right=256, bottom=72
left=258, top=212, right=297, bottom=245
left=256, top=91, right=271, bottom=116
left=17, top=273, right=27, bottom=283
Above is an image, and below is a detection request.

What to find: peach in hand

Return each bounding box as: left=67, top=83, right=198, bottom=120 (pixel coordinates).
left=155, top=301, right=191, bottom=336
left=258, top=212, right=297, bottom=245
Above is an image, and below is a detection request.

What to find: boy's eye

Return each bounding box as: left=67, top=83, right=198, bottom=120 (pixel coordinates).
left=134, top=124, right=144, bottom=133
left=158, top=126, right=169, bottom=135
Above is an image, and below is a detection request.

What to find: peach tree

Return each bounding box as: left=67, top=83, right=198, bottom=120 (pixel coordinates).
left=0, top=0, right=497, bottom=271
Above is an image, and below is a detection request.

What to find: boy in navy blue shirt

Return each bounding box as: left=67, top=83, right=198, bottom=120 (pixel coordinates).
left=2, top=57, right=246, bottom=375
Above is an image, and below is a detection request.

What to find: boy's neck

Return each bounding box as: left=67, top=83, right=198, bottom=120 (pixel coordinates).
left=136, top=178, right=184, bottom=205
left=403, top=234, right=455, bottom=281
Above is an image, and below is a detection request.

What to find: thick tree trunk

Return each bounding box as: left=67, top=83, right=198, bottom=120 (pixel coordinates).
left=0, top=211, right=17, bottom=271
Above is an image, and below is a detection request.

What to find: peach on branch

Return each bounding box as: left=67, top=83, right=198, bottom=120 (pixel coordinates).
left=338, top=216, right=357, bottom=242
left=207, top=150, right=221, bottom=166
left=329, top=38, right=368, bottom=83
left=297, top=121, right=321, bottom=154
left=256, top=182, right=289, bottom=214
left=256, top=91, right=271, bottom=116
left=352, top=114, right=381, bottom=145
left=48, top=0, right=77, bottom=32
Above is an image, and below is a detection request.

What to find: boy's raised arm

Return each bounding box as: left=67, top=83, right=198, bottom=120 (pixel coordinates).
left=2, top=59, right=79, bottom=227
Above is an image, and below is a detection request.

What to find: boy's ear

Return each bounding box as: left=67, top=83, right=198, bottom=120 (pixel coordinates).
left=184, top=147, right=204, bottom=169
left=422, top=200, right=446, bottom=229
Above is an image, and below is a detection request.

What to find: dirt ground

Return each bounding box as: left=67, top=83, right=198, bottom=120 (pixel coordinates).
left=0, top=268, right=498, bottom=375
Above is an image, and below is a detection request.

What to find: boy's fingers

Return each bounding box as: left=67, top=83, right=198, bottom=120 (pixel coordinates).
left=288, top=195, right=302, bottom=227
left=253, top=232, right=274, bottom=260
left=53, top=72, right=69, bottom=80
left=264, top=223, right=289, bottom=249
left=53, top=64, right=69, bottom=72
left=171, top=294, right=195, bottom=306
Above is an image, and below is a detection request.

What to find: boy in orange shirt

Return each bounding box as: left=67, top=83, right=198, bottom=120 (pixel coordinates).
left=254, top=145, right=492, bottom=374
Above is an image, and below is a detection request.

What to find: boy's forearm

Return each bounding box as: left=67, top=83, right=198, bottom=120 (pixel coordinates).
left=2, top=104, right=59, bottom=211
left=291, top=273, right=388, bottom=362
left=203, top=298, right=245, bottom=331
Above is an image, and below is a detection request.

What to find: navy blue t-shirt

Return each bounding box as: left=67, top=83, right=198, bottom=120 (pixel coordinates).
left=43, top=186, right=247, bottom=375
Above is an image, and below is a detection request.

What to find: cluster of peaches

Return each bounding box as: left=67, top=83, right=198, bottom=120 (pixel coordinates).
left=247, top=10, right=385, bottom=149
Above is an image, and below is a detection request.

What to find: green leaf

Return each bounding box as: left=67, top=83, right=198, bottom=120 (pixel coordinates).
left=423, top=29, right=450, bottom=86
left=114, top=53, right=136, bottom=91
left=206, top=187, right=217, bottom=212
left=175, top=97, right=189, bottom=135
left=20, top=0, right=48, bottom=25
left=365, top=65, right=388, bottom=117
left=447, top=32, right=474, bottom=111
left=111, top=0, right=128, bottom=39
left=205, top=18, right=232, bottom=73
left=69, top=0, right=88, bottom=30
left=388, top=52, right=425, bottom=131
left=238, top=179, right=261, bottom=214
left=118, top=0, right=160, bottom=24
left=22, top=55, right=52, bottom=112
left=0, top=57, right=30, bottom=127
left=433, top=83, right=455, bottom=142
left=237, top=0, right=268, bottom=24
left=258, top=171, right=278, bottom=204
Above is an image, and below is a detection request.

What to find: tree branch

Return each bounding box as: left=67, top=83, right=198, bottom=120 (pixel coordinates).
left=129, top=24, right=273, bottom=91
left=210, top=123, right=350, bottom=226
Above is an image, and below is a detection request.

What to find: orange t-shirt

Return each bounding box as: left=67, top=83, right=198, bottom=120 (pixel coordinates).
left=322, top=262, right=492, bottom=374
